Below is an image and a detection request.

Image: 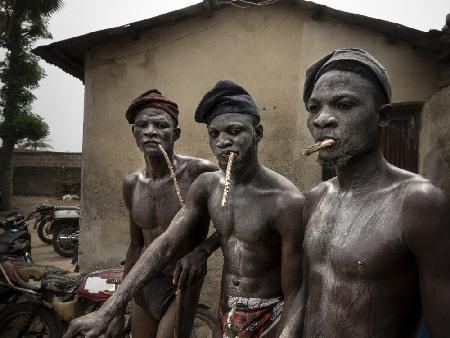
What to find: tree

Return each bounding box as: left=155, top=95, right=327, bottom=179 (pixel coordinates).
left=0, top=0, right=62, bottom=210
left=17, top=137, right=53, bottom=151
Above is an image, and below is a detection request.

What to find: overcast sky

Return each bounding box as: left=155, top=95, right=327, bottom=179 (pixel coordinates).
left=31, top=0, right=450, bottom=152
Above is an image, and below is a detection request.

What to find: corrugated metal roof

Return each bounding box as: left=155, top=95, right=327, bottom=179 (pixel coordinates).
left=33, top=0, right=450, bottom=82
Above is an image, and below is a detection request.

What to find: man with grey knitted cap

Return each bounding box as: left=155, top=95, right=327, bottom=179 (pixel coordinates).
left=280, top=48, right=450, bottom=337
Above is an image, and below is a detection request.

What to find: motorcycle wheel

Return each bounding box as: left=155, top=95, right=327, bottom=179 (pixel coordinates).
left=52, top=224, right=77, bottom=258
left=0, top=301, right=65, bottom=338
left=191, top=305, right=216, bottom=338
left=37, top=217, right=53, bottom=244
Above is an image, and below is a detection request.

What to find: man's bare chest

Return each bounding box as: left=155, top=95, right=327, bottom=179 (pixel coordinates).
left=131, top=176, right=192, bottom=229
left=207, top=187, right=279, bottom=244
left=304, top=192, right=410, bottom=279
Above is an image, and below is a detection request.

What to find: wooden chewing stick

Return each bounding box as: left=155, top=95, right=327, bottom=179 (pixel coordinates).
left=302, top=139, right=335, bottom=156
left=157, top=144, right=184, bottom=208
left=221, top=152, right=235, bottom=208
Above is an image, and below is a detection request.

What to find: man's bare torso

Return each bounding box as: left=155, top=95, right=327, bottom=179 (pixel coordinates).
left=126, top=156, right=215, bottom=272
left=303, top=167, right=428, bottom=337
left=203, top=167, right=299, bottom=299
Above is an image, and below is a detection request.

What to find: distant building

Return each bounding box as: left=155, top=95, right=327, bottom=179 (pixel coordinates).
left=13, top=149, right=82, bottom=196
left=35, top=0, right=450, bottom=276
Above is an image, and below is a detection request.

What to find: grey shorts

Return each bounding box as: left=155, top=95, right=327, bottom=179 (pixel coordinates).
left=134, top=275, right=176, bottom=321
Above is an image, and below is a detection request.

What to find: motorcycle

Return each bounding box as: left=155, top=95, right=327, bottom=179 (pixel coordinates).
left=51, top=206, right=80, bottom=258
left=0, top=213, right=33, bottom=263
left=31, top=204, right=80, bottom=251
left=0, top=261, right=216, bottom=337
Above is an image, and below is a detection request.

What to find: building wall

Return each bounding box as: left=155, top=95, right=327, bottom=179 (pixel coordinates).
left=419, top=62, right=450, bottom=197
left=13, top=151, right=82, bottom=196
left=78, top=2, right=440, bottom=306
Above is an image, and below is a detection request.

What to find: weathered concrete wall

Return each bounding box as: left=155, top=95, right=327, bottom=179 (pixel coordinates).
left=13, top=151, right=82, bottom=196
left=419, top=62, right=450, bottom=197
left=78, top=2, right=440, bottom=308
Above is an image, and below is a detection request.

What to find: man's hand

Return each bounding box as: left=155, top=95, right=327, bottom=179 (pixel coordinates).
left=62, top=311, right=108, bottom=338
left=105, top=313, right=125, bottom=338
left=173, top=250, right=207, bottom=289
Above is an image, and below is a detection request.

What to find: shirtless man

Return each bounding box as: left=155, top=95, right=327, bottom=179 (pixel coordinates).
left=64, top=80, right=304, bottom=338
left=281, top=48, right=450, bottom=337
left=108, top=89, right=217, bottom=338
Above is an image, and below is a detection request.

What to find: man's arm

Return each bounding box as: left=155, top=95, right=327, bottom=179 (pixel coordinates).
left=63, top=174, right=212, bottom=338
left=278, top=184, right=327, bottom=337
left=122, top=176, right=144, bottom=277
left=106, top=177, right=144, bottom=337
left=275, top=191, right=305, bottom=335
left=173, top=231, right=220, bottom=289
left=404, top=183, right=450, bottom=338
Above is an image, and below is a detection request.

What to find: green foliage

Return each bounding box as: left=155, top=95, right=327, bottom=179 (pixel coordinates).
left=0, top=0, right=63, bottom=144
left=17, top=137, right=53, bottom=150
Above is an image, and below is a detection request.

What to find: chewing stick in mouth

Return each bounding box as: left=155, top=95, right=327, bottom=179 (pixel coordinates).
left=221, top=152, right=235, bottom=208
left=302, top=139, right=335, bottom=156
left=158, top=144, right=184, bottom=207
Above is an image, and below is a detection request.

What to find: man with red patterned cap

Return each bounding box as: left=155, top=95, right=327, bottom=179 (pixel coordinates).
left=108, top=89, right=218, bottom=338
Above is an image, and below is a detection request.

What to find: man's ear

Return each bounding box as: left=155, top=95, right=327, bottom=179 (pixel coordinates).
left=378, top=104, right=392, bottom=128
left=255, top=124, right=263, bottom=142
left=131, top=125, right=135, bottom=134
left=174, top=127, right=181, bottom=141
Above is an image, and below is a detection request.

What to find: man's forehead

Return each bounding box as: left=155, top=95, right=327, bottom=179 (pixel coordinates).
left=134, top=107, right=172, bottom=121
left=207, top=113, right=253, bottom=127
left=310, top=70, right=374, bottom=99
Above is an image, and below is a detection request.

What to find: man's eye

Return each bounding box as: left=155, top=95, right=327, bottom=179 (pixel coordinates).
left=337, top=102, right=353, bottom=110
left=229, top=129, right=241, bottom=135
left=307, top=104, right=319, bottom=113
left=209, top=130, right=218, bottom=138
left=155, top=122, right=169, bottom=128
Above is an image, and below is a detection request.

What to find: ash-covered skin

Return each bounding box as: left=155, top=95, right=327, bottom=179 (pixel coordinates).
left=280, top=69, right=450, bottom=338
left=108, top=107, right=218, bottom=338
left=306, top=71, right=382, bottom=169
left=63, top=111, right=305, bottom=338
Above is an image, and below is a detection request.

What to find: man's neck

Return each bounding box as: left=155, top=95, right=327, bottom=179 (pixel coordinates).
left=231, top=155, right=264, bottom=185
left=336, top=147, right=389, bottom=193
left=144, top=149, right=176, bottom=179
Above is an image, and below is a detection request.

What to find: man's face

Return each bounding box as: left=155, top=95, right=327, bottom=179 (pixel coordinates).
left=306, top=70, right=381, bottom=167
left=132, top=107, right=179, bottom=156
left=207, top=113, right=261, bottom=171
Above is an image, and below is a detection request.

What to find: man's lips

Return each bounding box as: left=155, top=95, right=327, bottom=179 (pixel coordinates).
left=143, top=140, right=160, bottom=145
left=217, top=151, right=237, bottom=160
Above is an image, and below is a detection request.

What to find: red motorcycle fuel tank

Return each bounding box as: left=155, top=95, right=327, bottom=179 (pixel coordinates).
left=76, top=268, right=123, bottom=302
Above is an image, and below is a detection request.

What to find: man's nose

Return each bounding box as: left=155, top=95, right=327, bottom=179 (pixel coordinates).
left=144, top=125, right=158, bottom=136
left=215, top=134, right=232, bottom=148
left=313, top=109, right=337, bottom=129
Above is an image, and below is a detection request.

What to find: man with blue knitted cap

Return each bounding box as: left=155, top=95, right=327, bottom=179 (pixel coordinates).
left=280, top=48, right=450, bottom=337
left=64, top=80, right=305, bottom=338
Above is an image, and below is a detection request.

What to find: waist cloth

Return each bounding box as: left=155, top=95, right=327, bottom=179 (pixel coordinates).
left=218, top=295, right=284, bottom=338
left=134, top=275, right=176, bottom=320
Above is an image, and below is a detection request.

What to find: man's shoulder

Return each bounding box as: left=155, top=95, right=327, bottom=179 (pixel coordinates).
left=307, top=178, right=336, bottom=202
left=401, top=173, right=448, bottom=212
left=123, top=169, right=142, bottom=188
left=262, top=167, right=305, bottom=206
left=179, top=155, right=218, bottom=177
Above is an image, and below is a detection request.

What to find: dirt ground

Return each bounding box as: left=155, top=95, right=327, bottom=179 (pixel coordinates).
left=1, top=195, right=224, bottom=315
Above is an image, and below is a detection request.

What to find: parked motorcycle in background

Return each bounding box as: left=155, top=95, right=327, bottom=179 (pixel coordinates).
left=30, top=204, right=80, bottom=257
left=0, top=212, right=33, bottom=263
left=52, top=206, right=79, bottom=258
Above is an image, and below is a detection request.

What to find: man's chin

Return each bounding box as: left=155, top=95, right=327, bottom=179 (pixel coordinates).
left=318, top=146, right=363, bottom=169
